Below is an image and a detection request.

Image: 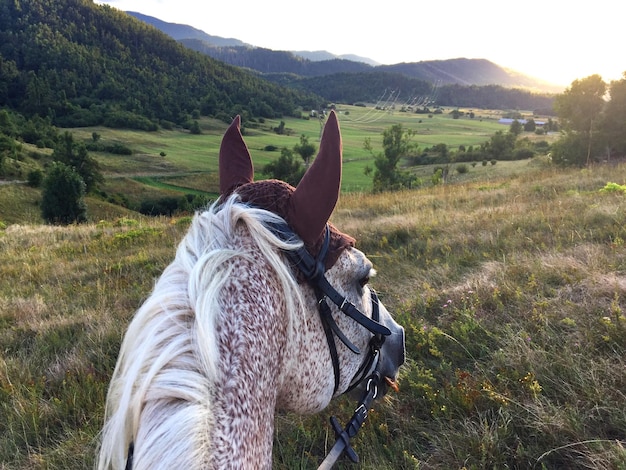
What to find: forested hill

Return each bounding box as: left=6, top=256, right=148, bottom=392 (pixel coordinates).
left=180, top=42, right=374, bottom=77
left=264, top=72, right=556, bottom=113
left=123, top=11, right=556, bottom=111
left=0, top=0, right=320, bottom=129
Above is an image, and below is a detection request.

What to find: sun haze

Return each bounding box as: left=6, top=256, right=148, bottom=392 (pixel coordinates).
left=96, top=0, right=624, bottom=87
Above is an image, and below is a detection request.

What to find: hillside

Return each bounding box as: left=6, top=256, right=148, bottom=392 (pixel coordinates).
left=269, top=72, right=555, bottom=112
left=126, top=11, right=251, bottom=47
left=126, top=12, right=561, bottom=94
left=179, top=42, right=372, bottom=76
left=0, top=0, right=320, bottom=129
left=378, top=58, right=563, bottom=91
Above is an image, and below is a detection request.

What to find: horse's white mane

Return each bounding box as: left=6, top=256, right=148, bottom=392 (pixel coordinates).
left=97, top=196, right=304, bottom=470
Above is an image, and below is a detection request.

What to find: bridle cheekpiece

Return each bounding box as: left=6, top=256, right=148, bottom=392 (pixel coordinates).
left=268, top=220, right=392, bottom=468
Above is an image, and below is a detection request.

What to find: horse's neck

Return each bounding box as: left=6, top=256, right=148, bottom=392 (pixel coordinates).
left=208, top=248, right=290, bottom=468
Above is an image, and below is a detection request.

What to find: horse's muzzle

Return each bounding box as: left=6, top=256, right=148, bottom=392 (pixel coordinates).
left=377, top=304, right=406, bottom=394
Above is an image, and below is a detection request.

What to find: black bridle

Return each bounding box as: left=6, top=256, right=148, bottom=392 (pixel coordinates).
left=269, top=222, right=392, bottom=467
left=269, top=222, right=391, bottom=395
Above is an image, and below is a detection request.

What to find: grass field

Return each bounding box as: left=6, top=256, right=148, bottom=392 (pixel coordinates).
left=1, top=161, right=626, bottom=468
left=62, top=105, right=552, bottom=195
left=4, top=108, right=624, bottom=469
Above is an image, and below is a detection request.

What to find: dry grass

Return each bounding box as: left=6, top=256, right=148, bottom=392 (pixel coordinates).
left=1, top=163, right=626, bottom=468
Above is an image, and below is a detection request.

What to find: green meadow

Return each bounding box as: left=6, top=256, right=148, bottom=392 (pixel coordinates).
left=65, top=105, right=531, bottom=196
left=2, top=107, right=624, bottom=469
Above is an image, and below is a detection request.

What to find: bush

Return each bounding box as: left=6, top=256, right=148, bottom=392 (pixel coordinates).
left=514, top=148, right=535, bottom=159
left=189, top=120, right=202, bottom=135
left=456, top=164, right=469, bottom=174
left=139, top=197, right=180, bottom=217
left=103, top=111, right=158, bottom=131
left=41, top=162, right=87, bottom=224
left=86, top=141, right=133, bottom=155
left=26, top=169, right=43, bottom=187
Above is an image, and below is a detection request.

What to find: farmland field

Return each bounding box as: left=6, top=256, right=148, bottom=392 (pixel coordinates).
left=63, top=105, right=553, bottom=195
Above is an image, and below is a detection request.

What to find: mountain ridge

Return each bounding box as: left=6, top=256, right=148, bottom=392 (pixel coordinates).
left=127, top=11, right=563, bottom=93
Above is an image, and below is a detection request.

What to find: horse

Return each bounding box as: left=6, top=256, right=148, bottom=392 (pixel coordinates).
left=97, top=111, right=405, bottom=469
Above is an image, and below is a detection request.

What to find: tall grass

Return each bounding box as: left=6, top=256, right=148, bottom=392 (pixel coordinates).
left=1, top=163, right=625, bottom=468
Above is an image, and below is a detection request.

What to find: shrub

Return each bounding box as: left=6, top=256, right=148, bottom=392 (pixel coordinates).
left=139, top=197, right=180, bottom=217
left=432, top=168, right=443, bottom=185
left=514, top=148, right=535, bottom=159
left=41, top=162, right=87, bottom=224
left=600, top=182, right=626, bottom=194
left=103, top=111, right=158, bottom=131
left=456, top=164, right=469, bottom=174
left=26, top=169, right=43, bottom=187
left=189, top=120, right=202, bottom=135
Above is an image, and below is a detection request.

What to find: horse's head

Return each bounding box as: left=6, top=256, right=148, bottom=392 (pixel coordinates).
left=219, top=111, right=405, bottom=409
left=98, top=111, right=405, bottom=470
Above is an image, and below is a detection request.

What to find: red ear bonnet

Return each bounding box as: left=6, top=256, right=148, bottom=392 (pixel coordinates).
left=218, top=111, right=355, bottom=269
left=219, top=115, right=253, bottom=195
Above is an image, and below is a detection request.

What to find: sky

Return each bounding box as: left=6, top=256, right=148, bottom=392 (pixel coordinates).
left=95, top=0, right=624, bottom=87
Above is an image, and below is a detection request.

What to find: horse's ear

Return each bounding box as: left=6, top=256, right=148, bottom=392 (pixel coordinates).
left=219, top=115, right=254, bottom=195
left=288, top=110, right=342, bottom=246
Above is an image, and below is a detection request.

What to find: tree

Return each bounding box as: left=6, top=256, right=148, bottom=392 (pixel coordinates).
left=432, top=143, right=449, bottom=161
left=274, top=121, right=286, bottom=135
left=293, top=134, right=316, bottom=167
left=52, top=131, right=103, bottom=192
left=263, top=148, right=305, bottom=186
left=484, top=130, right=516, bottom=160
left=509, top=120, right=523, bottom=136
left=553, top=75, right=606, bottom=165
left=550, top=133, right=588, bottom=166
left=189, top=120, right=202, bottom=135
left=600, top=72, right=626, bottom=157
left=0, top=109, right=17, bottom=137
left=523, top=119, right=536, bottom=132
left=366, top=124, right=418, bottom=192
left=41, top=162, right=87, bottom=224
